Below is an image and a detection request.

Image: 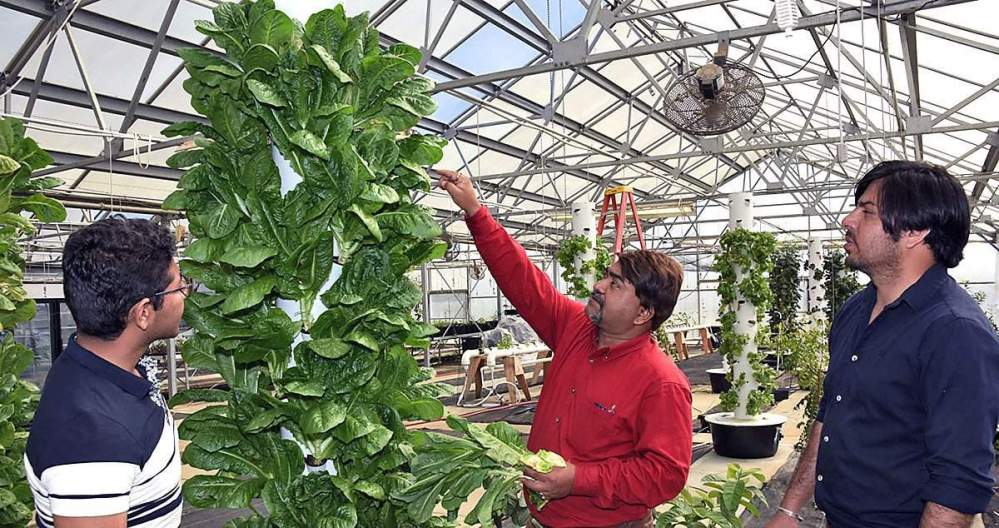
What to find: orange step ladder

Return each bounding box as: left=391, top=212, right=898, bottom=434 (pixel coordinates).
left=595, top=186, right=646, bottom=254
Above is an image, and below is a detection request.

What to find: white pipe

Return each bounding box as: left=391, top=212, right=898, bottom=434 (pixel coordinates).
left=570, top=201, right=596, bottom=297
left=272, top=0, right=339, bottom=475
left=808, top=237, right=826, bottom=324
left=728, top=192, right=757, bottom=420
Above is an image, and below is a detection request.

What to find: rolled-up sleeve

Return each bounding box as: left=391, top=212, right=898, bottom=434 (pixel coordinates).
left=919, top=317, right=999, bottom=513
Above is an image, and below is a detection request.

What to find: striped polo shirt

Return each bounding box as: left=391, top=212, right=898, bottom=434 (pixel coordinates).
left=24, top=336, right=181, bottom=527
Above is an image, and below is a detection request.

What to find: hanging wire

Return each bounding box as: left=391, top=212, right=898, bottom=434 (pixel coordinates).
left=836, top=0, right=844, bottom=150
left=877, top=0, right=887, bottom=160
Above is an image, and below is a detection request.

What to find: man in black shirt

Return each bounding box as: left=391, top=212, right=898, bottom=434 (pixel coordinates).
left=766, top=161, right=999, bottom=528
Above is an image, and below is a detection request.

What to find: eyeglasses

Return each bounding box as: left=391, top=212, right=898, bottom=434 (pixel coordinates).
left=153, top=275, right=196, bottom=298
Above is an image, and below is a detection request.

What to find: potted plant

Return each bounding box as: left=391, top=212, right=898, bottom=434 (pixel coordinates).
left=0, top=117, right=67, bottom=525
left=704, top=220, right=786, bottom=459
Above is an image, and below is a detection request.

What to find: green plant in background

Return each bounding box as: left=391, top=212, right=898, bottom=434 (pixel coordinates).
left=495, top=332, right=514, bottom=350
left=821, top=249, right=861, bottom=321
left=713, top=228, right=777, bottom=416
left=767, top=244, right=801, bottom=333
left=655, top=464, right=767, bottom=528
left=401, top=417, right=566, bottom=526
left=556, top=234, right=611, bottom=298
left=965, top=287, right=998, bottom=335
left=163, top=3, right=463, bottom=526
left=785, top=323, right=829, bottom=452
left=0, top=117, right=67, bottom=527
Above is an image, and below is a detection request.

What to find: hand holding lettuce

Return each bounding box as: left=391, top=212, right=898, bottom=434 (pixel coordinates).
left=398, top=416, right=568, bottom=526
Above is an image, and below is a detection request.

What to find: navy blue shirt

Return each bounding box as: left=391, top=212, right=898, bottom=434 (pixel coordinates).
left=815, top=264, right=999, bottom=527
left=24, top=336, right=182, bottom=527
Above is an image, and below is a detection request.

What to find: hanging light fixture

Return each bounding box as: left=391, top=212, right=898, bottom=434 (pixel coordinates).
left=775, top=0, right=800, bottom=35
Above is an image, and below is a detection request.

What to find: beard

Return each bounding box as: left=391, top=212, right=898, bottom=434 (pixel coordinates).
left=585, top=292, right=604, bottom=326
left=845, top=235, right=900, bottom=276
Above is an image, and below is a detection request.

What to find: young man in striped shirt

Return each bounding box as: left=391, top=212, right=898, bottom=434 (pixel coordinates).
left=25, top=218, right=186, bottom=528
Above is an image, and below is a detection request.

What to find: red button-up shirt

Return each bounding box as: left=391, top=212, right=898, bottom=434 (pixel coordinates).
left=467, top=208, right=692, bottom=527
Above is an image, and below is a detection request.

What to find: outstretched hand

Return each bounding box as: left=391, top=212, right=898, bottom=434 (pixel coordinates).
left=436, top=169, right=481, bottom=217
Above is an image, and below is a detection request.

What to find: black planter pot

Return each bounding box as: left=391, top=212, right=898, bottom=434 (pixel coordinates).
left=706, top=369, right=730, bottom=394
left=705, top=413, right=786, bottom=459
left=761, top=353, right=780, bottom=369
left=773, top=387, right=790, bottom=402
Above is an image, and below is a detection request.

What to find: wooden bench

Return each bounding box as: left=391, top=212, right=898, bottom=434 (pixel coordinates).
left=459, top=344, right=552, bottom=405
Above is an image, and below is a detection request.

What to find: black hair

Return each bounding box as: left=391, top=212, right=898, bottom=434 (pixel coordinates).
left=854, top=161, right=969, bottom=268
left=62, top=217, right=177, bottom=339
left=617, top=250, right=684, bottom=330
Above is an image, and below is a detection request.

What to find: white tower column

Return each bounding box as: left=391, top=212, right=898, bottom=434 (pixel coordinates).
left=571, top=201, right=597, bottom=295
left=273, top=0, right=339, bottom=474
left=728, top=192, right=757, bottom=420
left=807, top=237, right=826, bottom=324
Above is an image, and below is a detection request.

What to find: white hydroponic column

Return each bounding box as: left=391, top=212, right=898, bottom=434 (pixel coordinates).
left=273, top=0, right=339, bottom=474
left=807, top=237, right=825, bottom=324
left=729, top=192, right=757, bottom=420
left=571, top=200, right=597, bottom=294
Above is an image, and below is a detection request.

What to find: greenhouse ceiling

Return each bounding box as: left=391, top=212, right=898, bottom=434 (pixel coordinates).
left=2, top=0, right=998, bottom=260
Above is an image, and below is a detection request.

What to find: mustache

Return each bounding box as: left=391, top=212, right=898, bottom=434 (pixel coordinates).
left=589, top=292, right=605, bottom=305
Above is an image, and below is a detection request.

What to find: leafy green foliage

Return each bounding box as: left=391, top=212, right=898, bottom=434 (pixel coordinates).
left=713, top=228, right=777, bottom=416
left=166, top=3, right=459, bottom=526
left=0, top=117, right=66, bottom=527
left=781, top=324, right=829, bottom=452
left=556, top=235, right=611, bottom=299
left=821, top=249, right=860, bottom=321
left=655, top=464, right=767, bottom=528
left=399, top=417, right=564, bottom=526
left=767, top=244, right=801, bottom=332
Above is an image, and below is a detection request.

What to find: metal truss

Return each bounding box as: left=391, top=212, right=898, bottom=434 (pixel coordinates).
left=1, top=0, right=997, bottom=252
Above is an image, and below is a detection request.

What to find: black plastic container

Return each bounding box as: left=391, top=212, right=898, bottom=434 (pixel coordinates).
left=707, top=369, right=731, bottom=394
left=709, top=419, right=784, bottom=458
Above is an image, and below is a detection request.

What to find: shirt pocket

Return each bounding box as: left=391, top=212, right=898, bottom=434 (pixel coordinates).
left=567, top=395, right=631, bottom=458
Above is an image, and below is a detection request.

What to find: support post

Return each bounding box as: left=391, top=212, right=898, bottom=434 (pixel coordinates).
left=167, top=338, right=177, bottom=398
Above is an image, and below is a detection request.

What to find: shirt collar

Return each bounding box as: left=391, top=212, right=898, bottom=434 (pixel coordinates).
left=64, top=334, right=153, bottom=398
left=891, top=263, right=950, bottom=311
left=590, top=330, right=653, bottom=361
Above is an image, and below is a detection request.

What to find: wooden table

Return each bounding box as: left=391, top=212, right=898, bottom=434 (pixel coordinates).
left=665, top=324, right=717, bottom=360
left=459, top=345, right=551, bottom=404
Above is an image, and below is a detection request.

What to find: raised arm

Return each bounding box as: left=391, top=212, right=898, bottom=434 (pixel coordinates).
left=437, top=169, right=579, bottom=348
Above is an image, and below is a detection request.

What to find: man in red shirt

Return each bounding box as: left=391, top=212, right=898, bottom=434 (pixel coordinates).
left=438, top=170, right=692, bottom=528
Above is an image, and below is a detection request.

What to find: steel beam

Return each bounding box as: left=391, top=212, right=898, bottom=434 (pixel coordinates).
left=470, top=120, right=999, bottom=181
left=0, top=0, right=218, bottom=59
left=435, top=0, right=975, bottom=90
left=11, top=78, right=206, bottom=125
left=899, top=13, right=923, bottom=159
left=49, top=151, right=180, bottom=181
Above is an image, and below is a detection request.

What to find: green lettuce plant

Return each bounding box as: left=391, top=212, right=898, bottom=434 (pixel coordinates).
left=402, top=416, right=565, bottom=526
left=767, top=244, right=800, bottom=332
left=821, top=249, right=860, bottom=321
left=162, top=2, right=464, bottom=526
left=0, top=117, right=66, bottom=526
left=713, top=228, right=777, bottom=416
left=655, top=464, right=767, bottom=528
left=556, top=235, right=610, bottom=298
